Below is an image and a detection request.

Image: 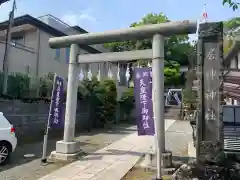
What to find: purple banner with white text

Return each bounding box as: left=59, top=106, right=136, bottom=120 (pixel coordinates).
left=134, top=67, right=155, bottom=136
left=49, top=75, right=65, bottom=128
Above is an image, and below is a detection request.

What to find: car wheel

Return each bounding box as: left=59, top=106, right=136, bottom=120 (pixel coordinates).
left=0, top=142, right=11, bottom=165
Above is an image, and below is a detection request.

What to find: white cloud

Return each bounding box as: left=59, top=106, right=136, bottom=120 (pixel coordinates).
left=79, top=13, right=96, bottom=22
left=0, top=1, right=13, bottom=22
left=61, top=9, right=97, bottom=27
left=61, top=14, right=79, bottom=26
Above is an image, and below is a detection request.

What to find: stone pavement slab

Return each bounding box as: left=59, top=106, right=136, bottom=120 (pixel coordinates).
left=38, top=119, right=176, bottom=180
left=0, top=124, right=136, bottom=180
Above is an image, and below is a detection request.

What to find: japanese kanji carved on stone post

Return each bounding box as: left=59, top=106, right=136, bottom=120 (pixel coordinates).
left=197, top=22, right=224, bottom=164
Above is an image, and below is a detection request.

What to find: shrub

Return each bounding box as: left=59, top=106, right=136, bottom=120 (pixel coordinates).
left=182, top=88, right=197, bottom=111
left=119, top=88, right=135, bottom=122
left=0, top=71, right=118, bottom=128
left=101, top=80, right=117, bottom=122
left=39, top=72, right=55, bottom=98
left=77, top=77, right=117, bottom=128
left=0, top=72, right=30, bottom=98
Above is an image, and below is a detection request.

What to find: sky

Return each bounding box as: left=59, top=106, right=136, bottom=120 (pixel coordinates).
left=0, top=0, right=239, bottom=37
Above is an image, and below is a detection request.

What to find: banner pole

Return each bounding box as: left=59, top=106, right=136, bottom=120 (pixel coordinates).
left=41, top=73, right=57, bottom=164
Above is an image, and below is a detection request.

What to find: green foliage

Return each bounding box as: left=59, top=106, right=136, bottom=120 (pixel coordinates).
left=104, top=12, right=192, bottom=86
left=0, top=71, right=117, bottom=128
left=101, top=80, right=117, bottom=121
left=105, top=12, right=193, bottom=67
left=164, top=61, right=181, bottom=86
left=119, top=88, right=135, bottom=122
left=223, top=17, right=240, bottom=55
left=78, top=78, right=117, bottom=127
left=224, top=17, right=240, bottom=30
left=0, top=72, right=30, bottom=98
left=223, top=0, right=239, bottom=11
left=183, top=88, right=197, bottom=105
left=39, top=72, right=55, bottom=98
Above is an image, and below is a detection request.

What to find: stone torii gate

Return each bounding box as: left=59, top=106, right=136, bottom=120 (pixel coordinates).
left=49, top=21, right=197, bottom=179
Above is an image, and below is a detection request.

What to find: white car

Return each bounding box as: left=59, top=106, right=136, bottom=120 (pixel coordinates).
left=0, top=112, right=17, bottom=165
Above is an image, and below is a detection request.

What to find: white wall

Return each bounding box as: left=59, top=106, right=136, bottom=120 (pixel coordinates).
left=38, top=29, right=112, bottom=80
left=0, top=40, right=37, bottom=76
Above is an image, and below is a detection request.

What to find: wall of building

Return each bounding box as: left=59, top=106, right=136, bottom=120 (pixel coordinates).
left=0, top=40, right=37, bottom=76
left=0, top=100, right=91, bottom=144
left=37, top=30, right=68, bottom=78
left=37, top=29, right=112, bottom=79
left=0, top=24, right=122, bottom=97
left=226, top=50, right=240, bottom=105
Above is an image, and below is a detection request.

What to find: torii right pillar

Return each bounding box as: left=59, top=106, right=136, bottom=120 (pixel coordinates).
left=196, top=22, right=224, bottom=164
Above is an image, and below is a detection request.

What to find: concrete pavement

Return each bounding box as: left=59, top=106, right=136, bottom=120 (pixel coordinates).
left=122, top=120, right=194, bottom=180
left=0, top=124, right=136, bottom=180
left=39, top=119, right=176, bottom=180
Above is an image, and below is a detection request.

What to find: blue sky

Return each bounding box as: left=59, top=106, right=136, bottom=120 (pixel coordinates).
left=0, top=0, right=239, bottom=34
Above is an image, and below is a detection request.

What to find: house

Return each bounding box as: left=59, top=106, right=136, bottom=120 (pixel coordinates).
left=191, top=27, right=240, bottom=105
left=0, top=14, right=111, bottom=82
left=223, top=32, right=240, bottom=105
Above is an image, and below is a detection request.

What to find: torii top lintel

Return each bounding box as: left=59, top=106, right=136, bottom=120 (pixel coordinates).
left=49, top=20, right=197, bottom=49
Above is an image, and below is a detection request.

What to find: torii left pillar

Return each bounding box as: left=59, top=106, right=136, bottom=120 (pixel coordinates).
left=51, top=44, right=81, bottom=160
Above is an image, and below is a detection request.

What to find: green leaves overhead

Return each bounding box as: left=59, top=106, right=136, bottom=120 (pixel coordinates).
left=222, top=0, right=239, bottom=11
left=104, top=12, right=193, bottom=66
left=104, top=12, right=192, bottom=86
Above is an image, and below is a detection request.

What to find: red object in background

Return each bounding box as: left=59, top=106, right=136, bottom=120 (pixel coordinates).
left=202, top=12, right=208, bottom=19
left=202, top=4, right=208, bottom=22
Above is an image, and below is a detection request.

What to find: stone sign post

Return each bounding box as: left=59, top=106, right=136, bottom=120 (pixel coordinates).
left=196, top=22, right=224, bottom=164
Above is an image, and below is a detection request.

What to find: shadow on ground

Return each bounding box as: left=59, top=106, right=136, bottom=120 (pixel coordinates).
left=0, top=124, right=135, bottom=173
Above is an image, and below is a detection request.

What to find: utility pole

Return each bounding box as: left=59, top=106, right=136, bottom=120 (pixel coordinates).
left=2, top=0, right=16, bottom=94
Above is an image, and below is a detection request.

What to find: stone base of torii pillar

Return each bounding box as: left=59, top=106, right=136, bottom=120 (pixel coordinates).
left=49, top=141, right=81, bottom=161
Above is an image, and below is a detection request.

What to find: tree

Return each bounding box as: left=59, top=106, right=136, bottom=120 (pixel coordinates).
left=224, top=17, right=240, bottom=30
left=105, top=13, right=192, bottom=66
left=164, top=61, right=181, bottom=86
left=105, top=13, right=192, bottom=86
left=223, top=0, right=239, bottom=11
left=223, top=17, right=240, bottom=54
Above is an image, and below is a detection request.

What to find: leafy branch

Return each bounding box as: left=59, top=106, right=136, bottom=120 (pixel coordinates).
left=223, top=0, right=239, bottom=11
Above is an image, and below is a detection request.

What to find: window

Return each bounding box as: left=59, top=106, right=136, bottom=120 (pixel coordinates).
left=223, top=107, right=234, bottom=123
left=65, top=48, right=70, bottom=63
left=11, top=36, right=24, bottom=46
left=55, top=49, right=60, bottom=60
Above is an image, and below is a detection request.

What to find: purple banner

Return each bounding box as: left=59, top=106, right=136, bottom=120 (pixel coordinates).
left=134, top=67, right=155, bottom=136
left=49, top=75, right=65, bottom=128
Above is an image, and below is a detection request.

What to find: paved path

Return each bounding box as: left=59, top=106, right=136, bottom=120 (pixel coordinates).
left=121, top=120, right=193, bottom=180
left=166, top=120, right=192, bottom=157
left=39, top=119, right=176, bottom=180
left=0, top=124, right=136, bottom=180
